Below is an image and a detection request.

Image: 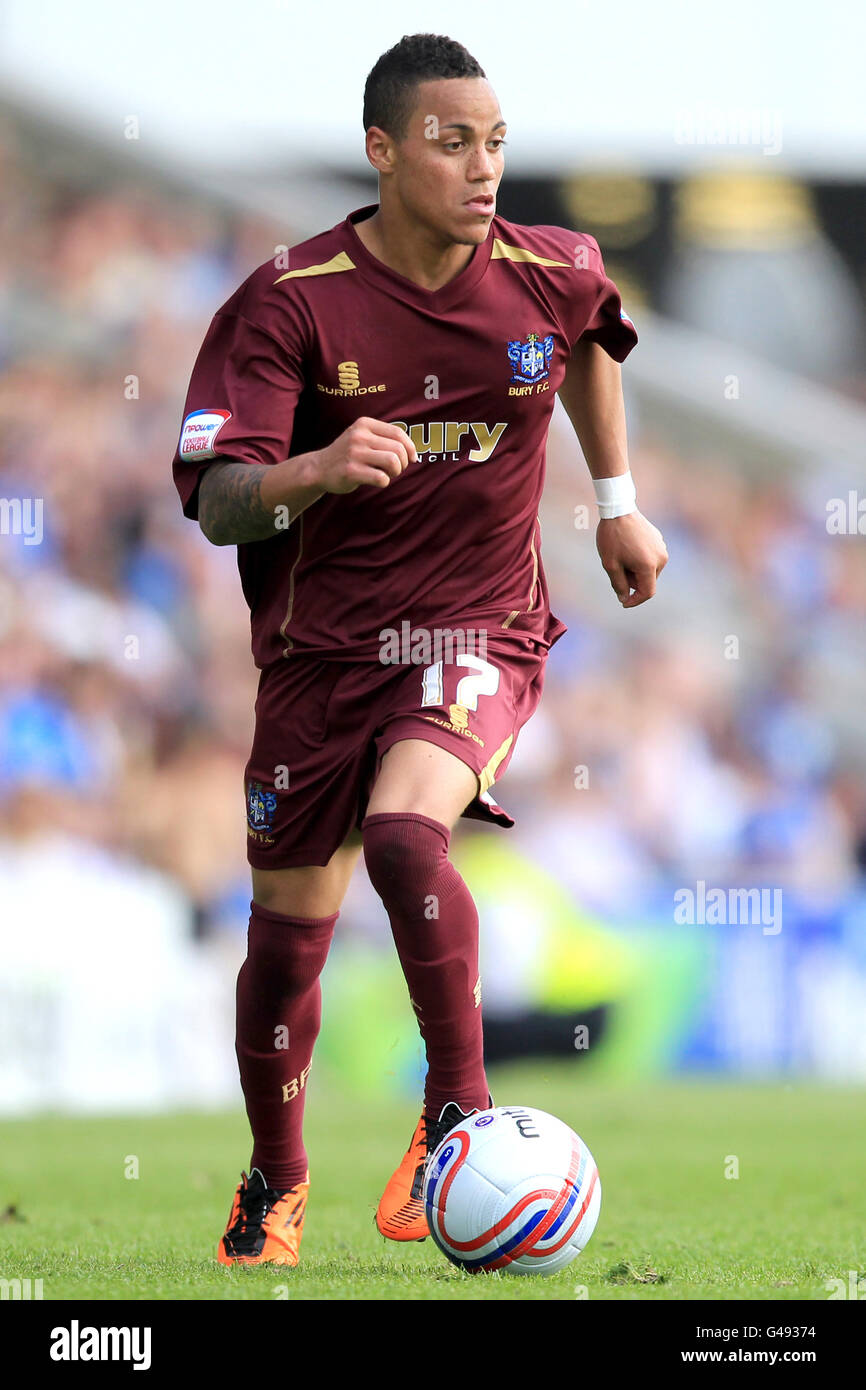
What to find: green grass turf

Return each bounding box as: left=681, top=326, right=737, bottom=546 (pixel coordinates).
left=1, top=1062, right=863, bottom=1300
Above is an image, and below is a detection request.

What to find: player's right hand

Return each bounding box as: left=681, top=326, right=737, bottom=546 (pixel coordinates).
left=310, top=417, right=417, bottom=495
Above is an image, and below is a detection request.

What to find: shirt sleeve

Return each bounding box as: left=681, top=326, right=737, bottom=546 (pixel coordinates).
left=172, top=308, right=306, bottom=520
left=575, top=235, right=638, bottom=363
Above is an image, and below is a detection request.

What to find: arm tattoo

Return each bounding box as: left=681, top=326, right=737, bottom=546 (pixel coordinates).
left=197, top=461, right=281, bottom=545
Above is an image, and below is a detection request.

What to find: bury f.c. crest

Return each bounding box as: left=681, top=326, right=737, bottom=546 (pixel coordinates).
left=247, top=781, right=278, bottom=833
left=507, top=332, right=554, bottom=384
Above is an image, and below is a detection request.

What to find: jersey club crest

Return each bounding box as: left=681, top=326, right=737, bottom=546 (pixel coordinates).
left=507, top=332, right=554, bottom=385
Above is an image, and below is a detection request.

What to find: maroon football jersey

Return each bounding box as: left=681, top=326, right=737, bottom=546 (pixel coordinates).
left=172, top=205, right=637, bottom=666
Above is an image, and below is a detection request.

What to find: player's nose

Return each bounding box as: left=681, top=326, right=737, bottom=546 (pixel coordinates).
left=467, top=149, right=497, bottom=181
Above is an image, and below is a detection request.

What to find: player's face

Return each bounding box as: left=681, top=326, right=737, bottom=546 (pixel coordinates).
left=391, top=78, right=505, bottom=246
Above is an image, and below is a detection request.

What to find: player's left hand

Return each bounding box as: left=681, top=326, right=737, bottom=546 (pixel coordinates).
left=596, top=511, right=668, bottom=607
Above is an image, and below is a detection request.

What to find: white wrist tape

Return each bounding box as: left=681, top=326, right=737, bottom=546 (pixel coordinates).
left=593, top=470, right=637, bottom=519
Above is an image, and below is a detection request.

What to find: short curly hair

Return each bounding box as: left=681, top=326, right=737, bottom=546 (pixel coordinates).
left=363, top=34, right=486, bottom=139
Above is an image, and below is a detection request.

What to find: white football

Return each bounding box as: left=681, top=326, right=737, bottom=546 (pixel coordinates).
left=423, top=1105, right=601, bottom=1276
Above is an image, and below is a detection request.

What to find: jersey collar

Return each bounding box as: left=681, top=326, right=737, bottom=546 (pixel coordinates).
left=343, top=204, right=494, bottom=312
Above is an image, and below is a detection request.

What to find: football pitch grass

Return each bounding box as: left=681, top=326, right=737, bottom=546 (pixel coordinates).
left=2, top=1062, right=863, bottom=1301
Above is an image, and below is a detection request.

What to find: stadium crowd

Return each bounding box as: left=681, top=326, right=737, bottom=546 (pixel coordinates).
left=1, top=117, right=864, bottom=984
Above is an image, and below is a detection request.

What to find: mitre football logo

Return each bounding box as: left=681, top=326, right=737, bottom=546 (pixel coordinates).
left=507, top=332, right=554, bottom=384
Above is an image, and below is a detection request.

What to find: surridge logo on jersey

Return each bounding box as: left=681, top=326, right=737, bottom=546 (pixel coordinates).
left=178, top=408, right=232, bottom=460
left=394, top=420, right=508, bottom=464
left=317, top=360, right=386, bottom=397
left=507, top=332, right=554, bottom=387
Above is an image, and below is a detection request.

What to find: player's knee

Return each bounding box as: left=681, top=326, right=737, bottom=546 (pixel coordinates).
left=362, top=812, right=451, bottom=910
left=243, top=902, right=336, bottom=998
left=251, top=865, right=345, bottom=920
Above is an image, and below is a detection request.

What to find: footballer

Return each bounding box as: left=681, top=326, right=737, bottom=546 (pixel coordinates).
left=172, top=33, right=667, bottom=1265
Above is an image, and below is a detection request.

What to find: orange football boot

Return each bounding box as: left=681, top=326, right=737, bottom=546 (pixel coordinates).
left=217, top=1167, right=308, bottom=1266
left=376, top=1102, right=482, bottom=1242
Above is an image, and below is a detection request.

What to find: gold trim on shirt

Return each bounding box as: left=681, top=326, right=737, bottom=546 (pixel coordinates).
left=526, top=522, right=540, bottom=613
left=274, top=251, right=357, bottom=283
left=490, top=239, right=570, bottom=268
left=500, top=518, right=541, bottom=630
left=279, top=513, right=304, bottom=655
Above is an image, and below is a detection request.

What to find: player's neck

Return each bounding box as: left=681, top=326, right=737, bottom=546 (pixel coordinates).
left=352, top=206, right=477, bottom=292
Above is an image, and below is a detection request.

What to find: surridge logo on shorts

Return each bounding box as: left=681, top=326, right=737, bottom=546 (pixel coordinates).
left=178, top=408, right=231, bottom=460
left=421, top=702, right=485, bottom=748
left=247, top=780, right=277, bottom=845
left=448, top=703, right=469, bottom=732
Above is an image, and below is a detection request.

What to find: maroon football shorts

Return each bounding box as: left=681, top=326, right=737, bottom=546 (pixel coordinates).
left=243, top=634, right=552, bottom=870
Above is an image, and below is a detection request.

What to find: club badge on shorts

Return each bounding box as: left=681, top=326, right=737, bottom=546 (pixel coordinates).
left=247, top=781, right=278, bottom=845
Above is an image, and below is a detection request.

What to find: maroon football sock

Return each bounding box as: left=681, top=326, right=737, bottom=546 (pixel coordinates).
left=362, top=811, right=489, bottom=1123
left=235, top=901, right=337, bottom=1191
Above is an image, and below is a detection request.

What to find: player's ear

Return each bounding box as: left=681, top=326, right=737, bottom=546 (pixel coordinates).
left=365, top=126, right=396, bottom=175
